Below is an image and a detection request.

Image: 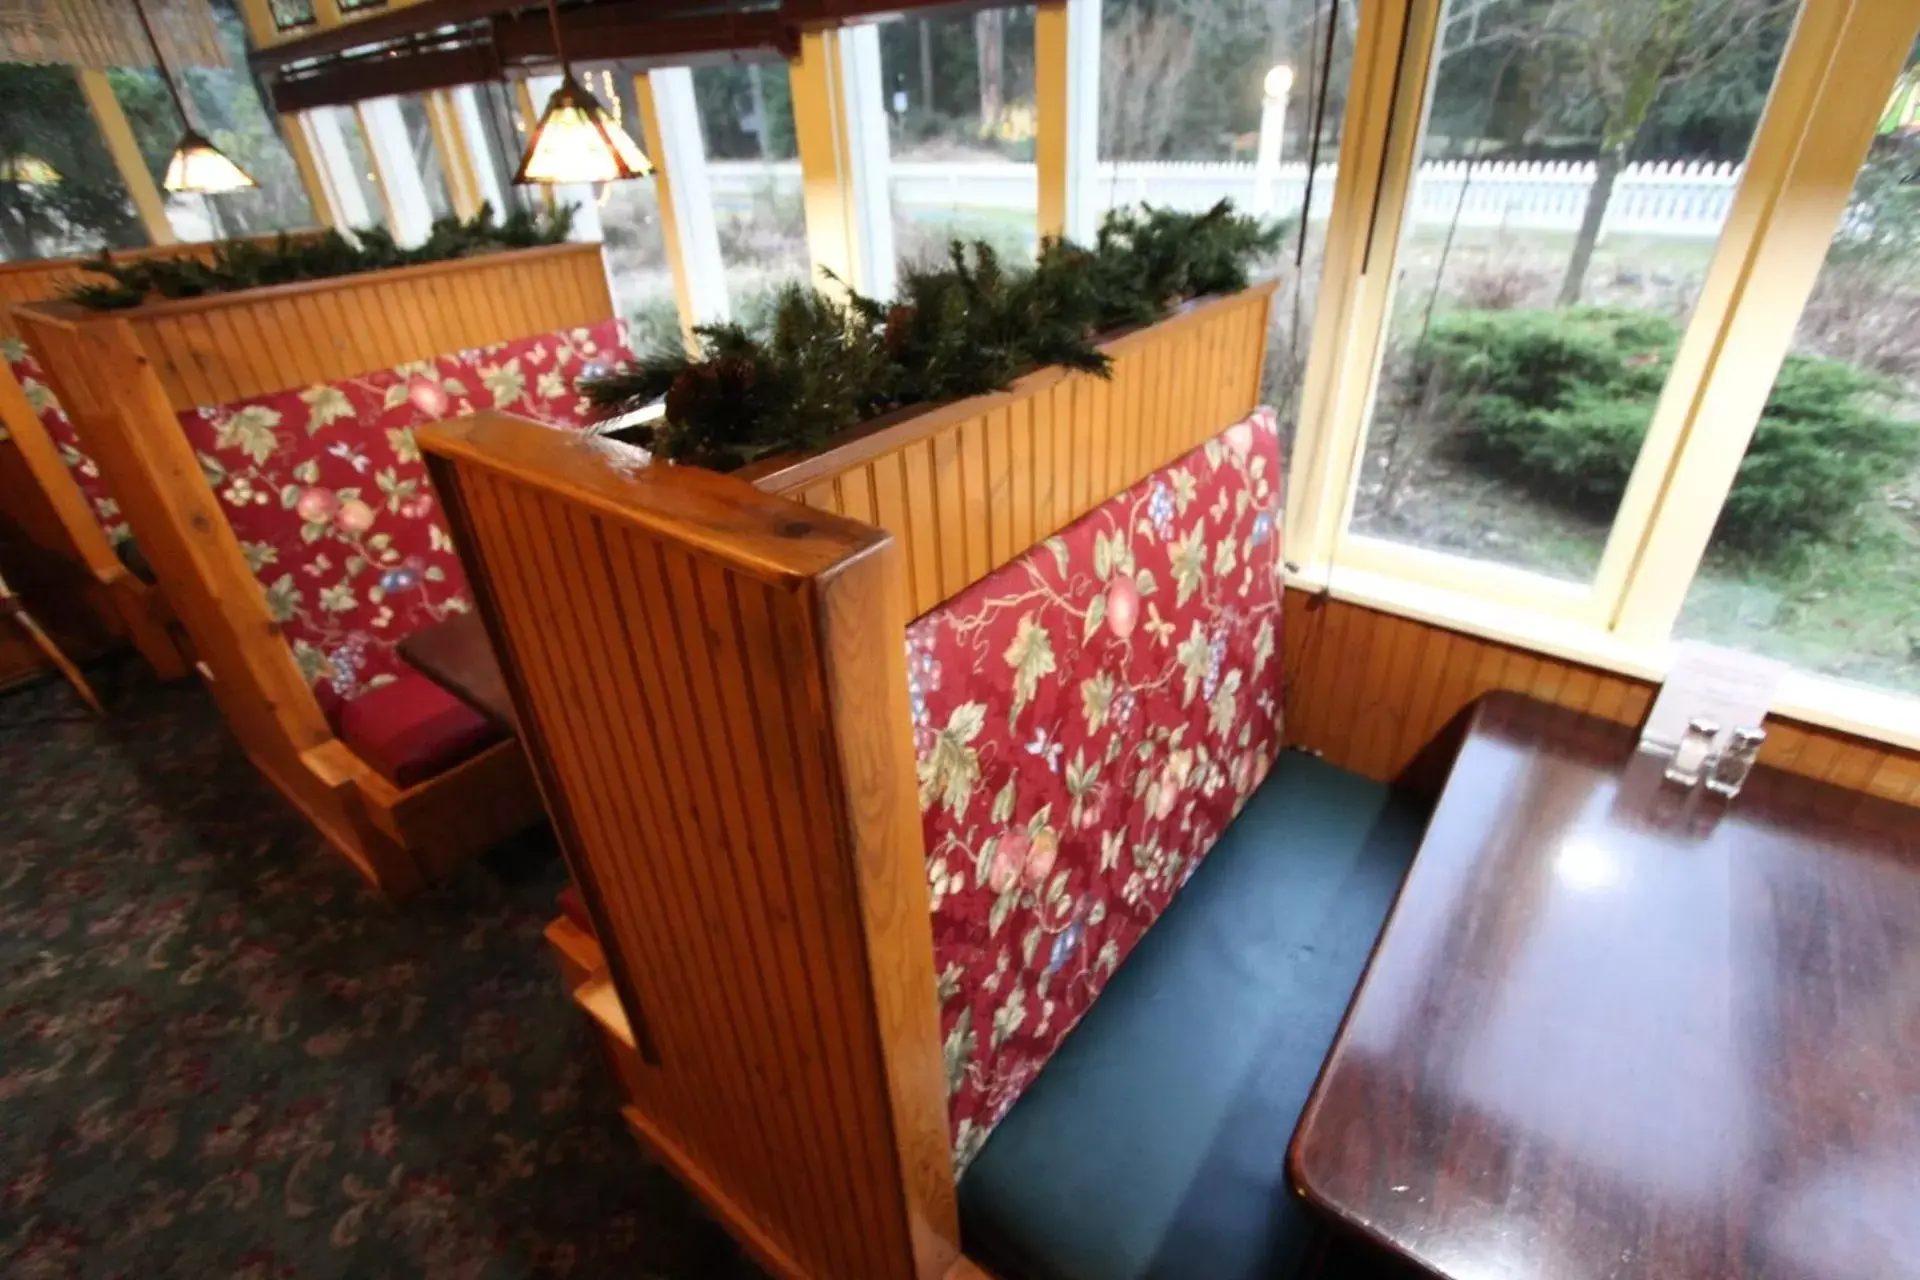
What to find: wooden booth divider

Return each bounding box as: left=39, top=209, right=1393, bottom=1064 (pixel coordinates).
left=13, top=243, right=614, bottom=896
left=416, top=278, right=1276, bottom=1279
left=0, top=240, right=322, bottom=681
left=744, top=281, right=1277, bottom=618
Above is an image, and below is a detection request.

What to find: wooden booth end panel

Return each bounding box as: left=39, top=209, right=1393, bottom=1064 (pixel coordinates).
left=423, top=411, right=959, bottom=1280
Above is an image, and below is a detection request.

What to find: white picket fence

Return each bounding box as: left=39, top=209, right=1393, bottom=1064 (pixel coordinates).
left=706, top=158, right=1743, bottom=239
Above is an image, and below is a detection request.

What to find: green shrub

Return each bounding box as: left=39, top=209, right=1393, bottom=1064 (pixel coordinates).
left=1410, top=307, right=1917, bottom=558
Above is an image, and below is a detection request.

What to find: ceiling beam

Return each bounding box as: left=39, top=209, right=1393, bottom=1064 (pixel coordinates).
left=272, top=43, right=504, bottom=112
left=252, top=0, right=1005, bottom=113
left=488, top=8, right=794, bottom=65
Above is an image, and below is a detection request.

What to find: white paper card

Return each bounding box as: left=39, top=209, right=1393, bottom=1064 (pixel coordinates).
left=1640, top=642, right=1786, bottom=753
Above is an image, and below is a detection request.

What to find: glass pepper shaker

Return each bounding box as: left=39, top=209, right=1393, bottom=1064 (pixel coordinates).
left=1665, top=716, right=1719, bottom=787
left=1706, top=726, right=1766, bottom=798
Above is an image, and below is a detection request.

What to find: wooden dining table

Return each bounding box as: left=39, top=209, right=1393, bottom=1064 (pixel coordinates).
left=1291, top=692, right=1920, bottom=1280
left=398, top=612, right=517, bottom=734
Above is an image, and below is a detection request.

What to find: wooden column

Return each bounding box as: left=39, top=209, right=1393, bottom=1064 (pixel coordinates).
left=422, top=412, right=959, bottom=1280
left=791, top=27, right=896, bottom=300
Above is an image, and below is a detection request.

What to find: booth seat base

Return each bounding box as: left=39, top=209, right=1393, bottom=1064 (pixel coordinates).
left=957, top=751, right=1429, bottom=1280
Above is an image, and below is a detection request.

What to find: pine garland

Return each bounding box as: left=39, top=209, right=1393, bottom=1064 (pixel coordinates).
left=605, top=287, right=896, bottom=472
left=584, top=200, right=1282, bottom=471
left=65, top=203, right=578, bottom=310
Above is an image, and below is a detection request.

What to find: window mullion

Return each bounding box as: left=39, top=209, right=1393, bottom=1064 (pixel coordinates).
left=1285, top=0, right=1440, bottom=573
left=1039, top=0, right=1104, bottom=245
left=75, top=67, right=176, bottom=246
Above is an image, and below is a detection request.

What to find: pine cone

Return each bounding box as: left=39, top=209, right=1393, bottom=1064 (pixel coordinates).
left=663, top=366, right=709, bottom=425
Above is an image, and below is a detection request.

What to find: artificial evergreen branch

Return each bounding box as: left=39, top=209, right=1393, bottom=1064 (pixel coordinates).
left=64, top=203, right=577, bottom=310
left=592, top=284, right=894, bottom=473
left=584, top=199, right=1281, bottom=472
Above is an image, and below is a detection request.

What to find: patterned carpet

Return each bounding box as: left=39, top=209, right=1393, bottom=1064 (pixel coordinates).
left=0, top=663, right=760, bottom=1280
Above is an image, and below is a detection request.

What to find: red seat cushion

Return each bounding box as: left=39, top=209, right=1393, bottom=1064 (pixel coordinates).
left=172, top=318, right=634, bottom=714
left=335, top=671, right=504, bottom=788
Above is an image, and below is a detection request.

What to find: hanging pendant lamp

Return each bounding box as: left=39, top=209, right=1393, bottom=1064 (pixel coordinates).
left=134, top=0, right=256, bottom=194
left=514, top=0, right=653, bottom=185
left=0, top=155, right=60, bottom=185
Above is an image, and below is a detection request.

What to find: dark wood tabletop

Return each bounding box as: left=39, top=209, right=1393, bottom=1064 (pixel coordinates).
left=397, top=612, right=518, bottom=734
left=1291, top=692, right=1920, bottom=1280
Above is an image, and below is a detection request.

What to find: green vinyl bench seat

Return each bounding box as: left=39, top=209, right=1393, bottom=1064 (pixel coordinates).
left=957, top=751, right=1431, bottom=1280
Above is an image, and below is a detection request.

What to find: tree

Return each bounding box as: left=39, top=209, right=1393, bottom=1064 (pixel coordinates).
left=1528, top=0, right=1794, bottom=304
left=1101, top=9, right=1197, bottom=159
left=692, top=63, right=796, bottom=161
left=976, top=8, right=1006, bottom=134
left=0, top=65, right=145, bottom=261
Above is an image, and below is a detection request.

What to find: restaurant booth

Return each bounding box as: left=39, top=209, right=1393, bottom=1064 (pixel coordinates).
left=15, top=241, right=626, bottom=895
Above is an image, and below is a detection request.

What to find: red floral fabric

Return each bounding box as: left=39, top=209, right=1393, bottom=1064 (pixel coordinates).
left=4, top=341, right=131, bottom=545
left=909, top=406, right=1286, bottom=1173
left=173, top=319, right=631, bottom=717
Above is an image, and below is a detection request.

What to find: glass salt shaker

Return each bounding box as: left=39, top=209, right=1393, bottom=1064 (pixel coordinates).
left=1705, top=725, right=1766, bottom=798
left=1665, top=716, right=1719, bottom=787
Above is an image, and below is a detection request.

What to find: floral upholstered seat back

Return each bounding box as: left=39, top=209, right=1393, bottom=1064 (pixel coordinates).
left=909, top=406, right=1286, bottom=1173
left=4, top=339, right=130, bottom=545
left=173, top=320, right=631, bottom=714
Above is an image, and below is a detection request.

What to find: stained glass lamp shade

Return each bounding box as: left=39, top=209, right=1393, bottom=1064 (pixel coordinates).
left=514, top=74, right=653, bottom=185
left=164, top=129, right=256, bottom=193
left=0, top=156, right=59, bottom=185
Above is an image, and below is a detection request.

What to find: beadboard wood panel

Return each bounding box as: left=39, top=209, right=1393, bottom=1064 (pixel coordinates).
left=0, top=238, right=315, bottom=343
left=423, top=412, right=959, bottom=1280
left=1282, top=590, right=1920, bottom=807
left=18, top=242, right=609, bottom=414
left=747, top=282, right=1277, bottom=617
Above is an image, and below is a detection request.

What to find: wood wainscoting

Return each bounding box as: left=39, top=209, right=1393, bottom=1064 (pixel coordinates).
left=1281, top=589, right=1920, bottom=808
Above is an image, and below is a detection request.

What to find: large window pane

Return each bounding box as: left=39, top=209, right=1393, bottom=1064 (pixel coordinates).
left=578, top=66, right=677, bottom=352
left=1676, top=50, right=1920, bottom=698
left=692, top=62, right=807, bottom=326
left=394, top=96, right=453, bottom=222
left=0, top=66, right=147, bottom=259
left=112, top=0, right=316, bottom=243
left=878, top=6, right=1038, bottom=270
left=1095, top=0, right=1358, bottom=440
left=460, top=82, right=543, bottom=220
left=1346, top=0, right=1798, bottom=585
